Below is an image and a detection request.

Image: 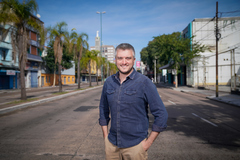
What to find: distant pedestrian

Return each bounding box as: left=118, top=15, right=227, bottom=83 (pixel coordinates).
left=99, top=43, right=168, bottom=160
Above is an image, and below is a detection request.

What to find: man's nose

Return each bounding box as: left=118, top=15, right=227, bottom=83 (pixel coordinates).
left=122, top=58, right=127, bottom=64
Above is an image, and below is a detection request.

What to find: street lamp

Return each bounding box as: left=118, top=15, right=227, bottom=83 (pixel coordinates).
left=97, top=11, right=106, bottom=84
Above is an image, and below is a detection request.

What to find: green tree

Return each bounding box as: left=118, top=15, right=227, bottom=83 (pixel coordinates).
left=47, top=21, right=67, bottom=92
left=73, top=33, right=88, bottom=89
left=43, top=40, right=73, bottom=73
left=109, top=62, right=117, bottom=76
left=0, top=0, right=44, bottom=100
left=94, top=51, right=101, bottom=85
left=81, top=50, right=98, bottom=87
left=141, top=32, right=207, bottom=87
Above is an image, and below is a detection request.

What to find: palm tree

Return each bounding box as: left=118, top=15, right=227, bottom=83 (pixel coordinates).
left=74, top=33, right=88, bottom=89
left=109, top=62, right=117, bottom=75
left=94, top=51, right=101, bottom=85
left=64, top=29, right=77, bottom=56
left=0, top=0, right=43, bottom=100
left=101, top=57, right=107, bottom=81
left=47, top=21, right=67, bottom=92
left=82, top=50, right=98, bottom=87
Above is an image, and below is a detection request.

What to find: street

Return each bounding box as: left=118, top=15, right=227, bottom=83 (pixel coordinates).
left=0, top=83, right=97, bottom=106
left=0, top=86, right=240, bottom=160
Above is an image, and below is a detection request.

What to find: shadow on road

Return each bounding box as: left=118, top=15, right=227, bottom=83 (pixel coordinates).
left=74, top=106, right=98, bottom=112
left=148, top=103, right=240, bottom=151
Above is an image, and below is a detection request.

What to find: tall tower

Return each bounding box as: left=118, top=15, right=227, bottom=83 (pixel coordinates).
left=95, top=31, right=100, bottom=51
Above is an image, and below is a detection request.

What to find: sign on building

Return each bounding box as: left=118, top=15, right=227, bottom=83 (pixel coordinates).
left=6, top=70, right=16, bottom=75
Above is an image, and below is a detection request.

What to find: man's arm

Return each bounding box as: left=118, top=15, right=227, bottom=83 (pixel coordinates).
left=101, top=125, right=108, bottom=139
left=142, top=131, right=159, bottom=151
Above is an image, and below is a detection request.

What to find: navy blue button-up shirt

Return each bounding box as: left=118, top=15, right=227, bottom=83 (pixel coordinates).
left=99, top=69, right=168, bottom=148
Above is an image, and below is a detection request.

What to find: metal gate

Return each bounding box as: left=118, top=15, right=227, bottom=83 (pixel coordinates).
left=0, top=75, right=9, bottom=89
left=31, top=71, right=38, bottom=88
left=41, top=76, right=44, bottom=87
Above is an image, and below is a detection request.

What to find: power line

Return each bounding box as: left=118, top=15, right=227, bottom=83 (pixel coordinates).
left=219, top=9, right=240, bottom=14
left=192, top=16, right=215, bottom=35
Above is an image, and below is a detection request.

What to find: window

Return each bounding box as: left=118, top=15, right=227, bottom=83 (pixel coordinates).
left=31, top=46, right=37, bottom=55
left=72, top=77, right=74, bottom=82
left=1, top=50, right=6, bottom=61
left=0, top=30, right=2, bottom=41
left=46, top=76, right=48, bottom=83
left=68, top=77, right=70, bottom=82
left=31, top=31, right=37, bottom=41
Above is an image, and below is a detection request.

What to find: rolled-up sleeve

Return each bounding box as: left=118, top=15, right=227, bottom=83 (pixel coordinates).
left=144, top=79, right=168, bottom=132
left=99, top=83, right=110, bottom=126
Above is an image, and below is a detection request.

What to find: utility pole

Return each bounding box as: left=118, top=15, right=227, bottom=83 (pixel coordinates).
left=96, top=11, right=106, bottom=84
left=154, top=56, right=157, bottom=83
left=215, top=1, right=219, bottom=97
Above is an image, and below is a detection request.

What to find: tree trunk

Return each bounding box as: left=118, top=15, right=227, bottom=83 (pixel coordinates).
left=77, top=56, right=81, bottom=89
left=20, top=58, right=27, bottom=100
left=89, top=60, right=91, bottom=87
left=53, top=68, right=56, bottom=86
left=96, top=64, right=99, bottom=85
left=58, top=63, right=62, bottom=92
left=175, top=67, right=178, bottom=88
left=19, top=32, right=27, bottom=100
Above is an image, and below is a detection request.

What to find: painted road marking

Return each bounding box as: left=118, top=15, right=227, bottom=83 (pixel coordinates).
left=192, top=113, right=218, bottom=127
left=168, top=100, right=176, bottom=105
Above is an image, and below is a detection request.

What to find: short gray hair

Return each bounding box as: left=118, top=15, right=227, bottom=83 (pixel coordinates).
left=115, top=43, right=135, bottom=57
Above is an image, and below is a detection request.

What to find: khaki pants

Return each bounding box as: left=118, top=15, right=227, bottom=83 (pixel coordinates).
left=105, top=137, right=148, bottom=160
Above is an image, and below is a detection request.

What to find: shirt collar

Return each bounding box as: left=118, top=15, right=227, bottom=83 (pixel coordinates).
left=114, top=68, right=136, bottom=81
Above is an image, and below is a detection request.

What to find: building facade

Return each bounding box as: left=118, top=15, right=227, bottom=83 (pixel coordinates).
left=41, top=47, right=76, bottom=87
left=0, top=14, right=44, bottom=90
left=24, top=15, right=44, bottom=88
left=90, top=31, right=115, bottom=81
left=182, top=17, right=240, bottom=91
left=90, top=31, right=115, bottom=63
left=0, top=24, right=19, bottom=89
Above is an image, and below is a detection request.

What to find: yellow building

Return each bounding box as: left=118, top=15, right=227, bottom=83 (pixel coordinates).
left=41, top=61, right=76, bottom=87
left=41, top=74, right=75, bottom=87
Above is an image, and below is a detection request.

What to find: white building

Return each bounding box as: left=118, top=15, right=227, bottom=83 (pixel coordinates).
left=182, top=17, right=240, bottom=91
left=90, top=31, right=115, bottom=63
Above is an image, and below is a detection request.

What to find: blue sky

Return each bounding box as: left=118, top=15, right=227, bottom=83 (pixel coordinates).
left=36, top=0, right=240, bottom=64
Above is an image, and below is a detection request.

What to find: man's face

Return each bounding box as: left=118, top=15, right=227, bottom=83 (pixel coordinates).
left=115, top=49, right=135, bottom=75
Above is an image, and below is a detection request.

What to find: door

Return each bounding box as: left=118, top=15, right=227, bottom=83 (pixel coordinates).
left=41, top=76, right=44, bottom=87
left=31, top=71, right=38, bottom=88
left=0, top=75, right=9, bottom=89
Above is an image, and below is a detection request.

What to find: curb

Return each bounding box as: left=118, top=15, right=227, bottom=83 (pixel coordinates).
left=0, top=85, right=103, bottom=115
left=172, top=88, right=240, bottom=107
left=206, top=96, right=240, bottom=107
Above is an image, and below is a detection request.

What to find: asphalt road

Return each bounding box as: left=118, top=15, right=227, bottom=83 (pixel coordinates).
left=0, top=86, right=240, bottom=160
left=0, top=83, right=98, bottom=106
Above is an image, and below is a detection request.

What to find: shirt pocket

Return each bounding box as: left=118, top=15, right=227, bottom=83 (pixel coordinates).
left=123, top=89, right=137, bottom=103
left=106, top=89, right=115, bottom=103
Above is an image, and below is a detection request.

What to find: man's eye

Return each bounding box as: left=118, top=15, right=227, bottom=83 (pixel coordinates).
left=126, top=57, right=131, bottom=60
left=117, top=57, right=123, bottom=60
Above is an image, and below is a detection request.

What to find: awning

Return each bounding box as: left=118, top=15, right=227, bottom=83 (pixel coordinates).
left=27, top=53, right=43, bottom=62
left=159, top=63, right=173, bottom=70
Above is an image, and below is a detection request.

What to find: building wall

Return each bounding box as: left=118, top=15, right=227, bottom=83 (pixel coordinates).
left=183, top=17, right=240, bottom=89
left=102, top=45, right=115, bottom=63
left=41, top=73, right=75, bottom=87
left=0, top=25, right=20, bottom=89
left=41, top=61, right=76, bottom=87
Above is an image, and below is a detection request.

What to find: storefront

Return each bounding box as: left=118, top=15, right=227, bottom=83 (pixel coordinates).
left=0, top=70, right=19, bottom=89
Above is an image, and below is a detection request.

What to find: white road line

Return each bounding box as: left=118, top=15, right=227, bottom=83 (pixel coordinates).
left=192, top=113, right=218, bottom=127
left=168, top=100, right=176, bottom=105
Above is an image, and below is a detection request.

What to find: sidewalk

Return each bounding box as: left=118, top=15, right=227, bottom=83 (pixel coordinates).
left=0, top=83, right=103, bottom=115
left=156, top=82, right=240, bottom=107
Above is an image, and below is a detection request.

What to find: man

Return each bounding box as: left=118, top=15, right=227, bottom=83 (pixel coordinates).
left=99, top=43, right=168, bottom=159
